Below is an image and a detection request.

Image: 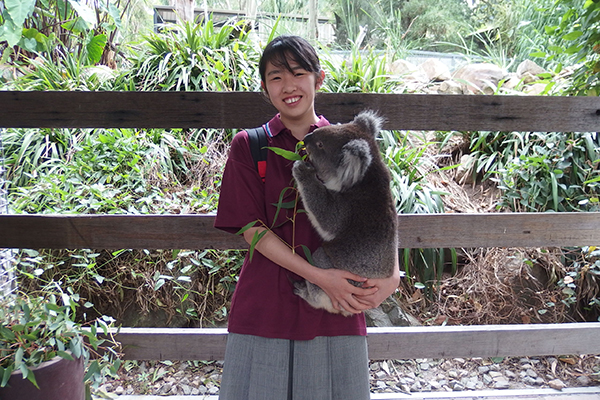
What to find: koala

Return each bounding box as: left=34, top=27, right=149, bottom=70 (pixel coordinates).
left=291, top=110, right=398, bottom=316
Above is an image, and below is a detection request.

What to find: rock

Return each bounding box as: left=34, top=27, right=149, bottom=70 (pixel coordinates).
left=501, top=73, right=522, bottom=90
left=526, top=368, right=538, bottom=378
left=455, top=154, right=477, bottom=184
left=369, top=296, right=421, bottom=327
left=524, top=82, right=548, bottom=95
left=494, top=380, right=510, bottom=389
left=389, top=59, right=430, bottom=83
left=452, top=63, right=506, bottom=94
left=365, top=307, right=393, bottom=327
left=489, top=371, right=504, bottom=379
left=420, top=59, right=452, bottom=82
left=576, top=375, right=591, bottom=386
left=517, top=59, right=549, bottom=83
left=438, top=80, right=463, bottom=94
left=549, top=379, right=566, bottom=390
left=389, top=59, right=419, bottom=76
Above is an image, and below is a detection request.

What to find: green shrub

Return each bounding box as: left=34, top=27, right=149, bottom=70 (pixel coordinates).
left=127, top=19, right=260, bottom=92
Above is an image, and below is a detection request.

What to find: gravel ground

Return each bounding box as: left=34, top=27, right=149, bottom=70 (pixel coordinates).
left=95, top=355, right=600, bottom=397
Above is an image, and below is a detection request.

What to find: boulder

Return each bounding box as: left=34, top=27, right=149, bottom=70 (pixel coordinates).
left=389, top=59, right=429, bottom=83
left=420, top=58, right=452, bottom=82
left=365, top=296, right=420, bottom=327
left=438, top=80, right=463, bottom=94
left=452, top=63, right=506, bottom=94
left=517, top=59, right=549, bottom=84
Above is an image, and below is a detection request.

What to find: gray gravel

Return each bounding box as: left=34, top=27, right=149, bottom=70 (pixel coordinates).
left=95, top=355, right=599, bottom=397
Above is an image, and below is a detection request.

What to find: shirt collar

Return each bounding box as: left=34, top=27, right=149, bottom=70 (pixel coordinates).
left=265, top=114, right=330, bottom=138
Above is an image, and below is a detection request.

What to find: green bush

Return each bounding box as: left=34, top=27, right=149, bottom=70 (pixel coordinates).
left=126, top=19, right=260, bottom=92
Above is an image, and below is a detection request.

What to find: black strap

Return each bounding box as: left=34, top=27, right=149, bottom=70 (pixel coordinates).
left=246, top=125, right=268, bottom=173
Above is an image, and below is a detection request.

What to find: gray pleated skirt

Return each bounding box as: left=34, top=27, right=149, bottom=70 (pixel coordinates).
left=219, top=333, right=370, bottom=400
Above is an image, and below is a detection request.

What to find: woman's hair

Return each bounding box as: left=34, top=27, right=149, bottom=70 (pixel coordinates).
left=258, top=35, right=322, bottom=84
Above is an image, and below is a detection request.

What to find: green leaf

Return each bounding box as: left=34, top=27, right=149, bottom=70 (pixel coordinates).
left=529, top=51, right=546, bottom=58
left=562, top=31, right=583, bottom=41
left=300, top=245, right=314, bottom=265
left=15, top=347, right=24, bottom=365
left=1, top=365, right=14, bottom=387
left=0, top=17, right=21, bottom=47
left=271, top=200, right=297, bottom=209
left=57, top=350, right=75, bottom=361
left=87, top=34, right=107, bottom=64
left=248, top=229, right=267, bottom=261
left=236, top=220, right=259, bottom=235
left=266, top=147, right=303, bottom=161
left=66, top=0, right=97, bottom=26
left=5, top=0, right=36, bottom=27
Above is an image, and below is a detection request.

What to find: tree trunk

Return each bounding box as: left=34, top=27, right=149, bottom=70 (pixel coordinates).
left=308, top=0, right=318, bottom=41
left=170, top=0, right=195, bottom=23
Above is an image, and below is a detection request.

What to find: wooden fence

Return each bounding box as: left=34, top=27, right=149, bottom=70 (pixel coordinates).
left=1, top=91, right=600, bottom=361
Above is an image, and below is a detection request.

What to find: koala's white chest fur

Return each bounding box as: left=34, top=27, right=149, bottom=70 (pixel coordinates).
left=290, top=110, right=397, bottom=316
left=305, top=205, right=336, bottom=242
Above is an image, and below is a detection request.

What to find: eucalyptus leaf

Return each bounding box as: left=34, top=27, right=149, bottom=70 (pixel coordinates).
left=266, top=147, right=303, bottom=161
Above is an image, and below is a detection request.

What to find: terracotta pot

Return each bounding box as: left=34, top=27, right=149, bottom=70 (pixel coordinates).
left=0, top=356, right=85, bottom=400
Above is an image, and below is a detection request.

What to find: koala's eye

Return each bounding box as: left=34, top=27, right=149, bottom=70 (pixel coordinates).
left=316, top=141, right=324, bottom=149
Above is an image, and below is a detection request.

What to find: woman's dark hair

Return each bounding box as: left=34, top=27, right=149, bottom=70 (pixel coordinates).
left=258, top=35, right=321, bottom=84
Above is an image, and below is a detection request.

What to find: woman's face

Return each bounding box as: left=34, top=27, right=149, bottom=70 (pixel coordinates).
left=262, top=58, right=324, bottom=124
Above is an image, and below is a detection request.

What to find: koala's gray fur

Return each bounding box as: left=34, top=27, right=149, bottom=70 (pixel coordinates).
left=291, top=110, right=398, bottom=316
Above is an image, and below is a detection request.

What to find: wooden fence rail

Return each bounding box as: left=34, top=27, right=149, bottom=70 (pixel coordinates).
left=1, top=91, right=600, bottom=361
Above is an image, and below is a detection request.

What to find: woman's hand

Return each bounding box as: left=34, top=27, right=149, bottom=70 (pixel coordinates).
left=354, top=262, right=401, bottom=309
left=310, top=268, right=379, bottom=314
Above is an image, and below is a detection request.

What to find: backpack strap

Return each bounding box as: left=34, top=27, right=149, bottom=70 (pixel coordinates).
left=246, top=125, right=269, bottom=182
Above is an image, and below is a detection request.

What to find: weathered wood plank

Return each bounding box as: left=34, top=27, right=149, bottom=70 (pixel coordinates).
left=2, top=91, right=600, bottom=132
left=112, top=323, right=600, bottom=361
left=0, top=214, right=246, bottom=250
left=1, top=213, right=599, bottom=250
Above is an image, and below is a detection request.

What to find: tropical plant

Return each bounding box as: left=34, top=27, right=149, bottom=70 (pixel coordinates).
left=17, top=248, right=244, bottom=328
left=0, top=289, right=121, bottom=392
left=127, top=19, right=260, bottom=92
left=321, top=45, right=402, bottom=93
left=0, top=0, right=126, bottom=67
left=543, top=0, right=600, bottom=95
left=379, top=129, right=457, bottom=298
left=493, top=131, right=600, bottom=212
left=6, top=126, right=225, bottom=215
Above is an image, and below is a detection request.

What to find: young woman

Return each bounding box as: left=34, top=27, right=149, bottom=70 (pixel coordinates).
left=214, top=35, right=400, bottom=400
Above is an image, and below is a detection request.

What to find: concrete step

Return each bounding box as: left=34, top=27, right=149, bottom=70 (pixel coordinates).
left=99, top=386, right=600, bottom=400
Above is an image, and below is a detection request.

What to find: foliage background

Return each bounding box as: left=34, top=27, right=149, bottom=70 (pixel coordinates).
left=0, top=0, right=599, bottom=327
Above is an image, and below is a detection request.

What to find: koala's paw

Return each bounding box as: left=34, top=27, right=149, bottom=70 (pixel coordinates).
left=294, top=280, right=353, bottom=317
left=292, top=160, right=314, bottom=180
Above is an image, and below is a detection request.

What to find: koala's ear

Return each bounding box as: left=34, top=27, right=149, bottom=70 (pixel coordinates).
left=353, top=110, right=384, bottom=137
left=338, top=139, right=372, bottom=190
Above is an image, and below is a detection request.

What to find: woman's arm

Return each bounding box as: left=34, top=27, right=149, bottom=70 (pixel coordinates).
left=243, top=227, right=379, bottom=314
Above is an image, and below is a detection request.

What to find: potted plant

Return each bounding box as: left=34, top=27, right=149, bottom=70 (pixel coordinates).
left=0, top=290, right=121, bottom=400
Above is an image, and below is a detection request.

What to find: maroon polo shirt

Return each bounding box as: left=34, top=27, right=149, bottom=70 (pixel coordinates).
left=214, top=114, right=366, bottom=340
